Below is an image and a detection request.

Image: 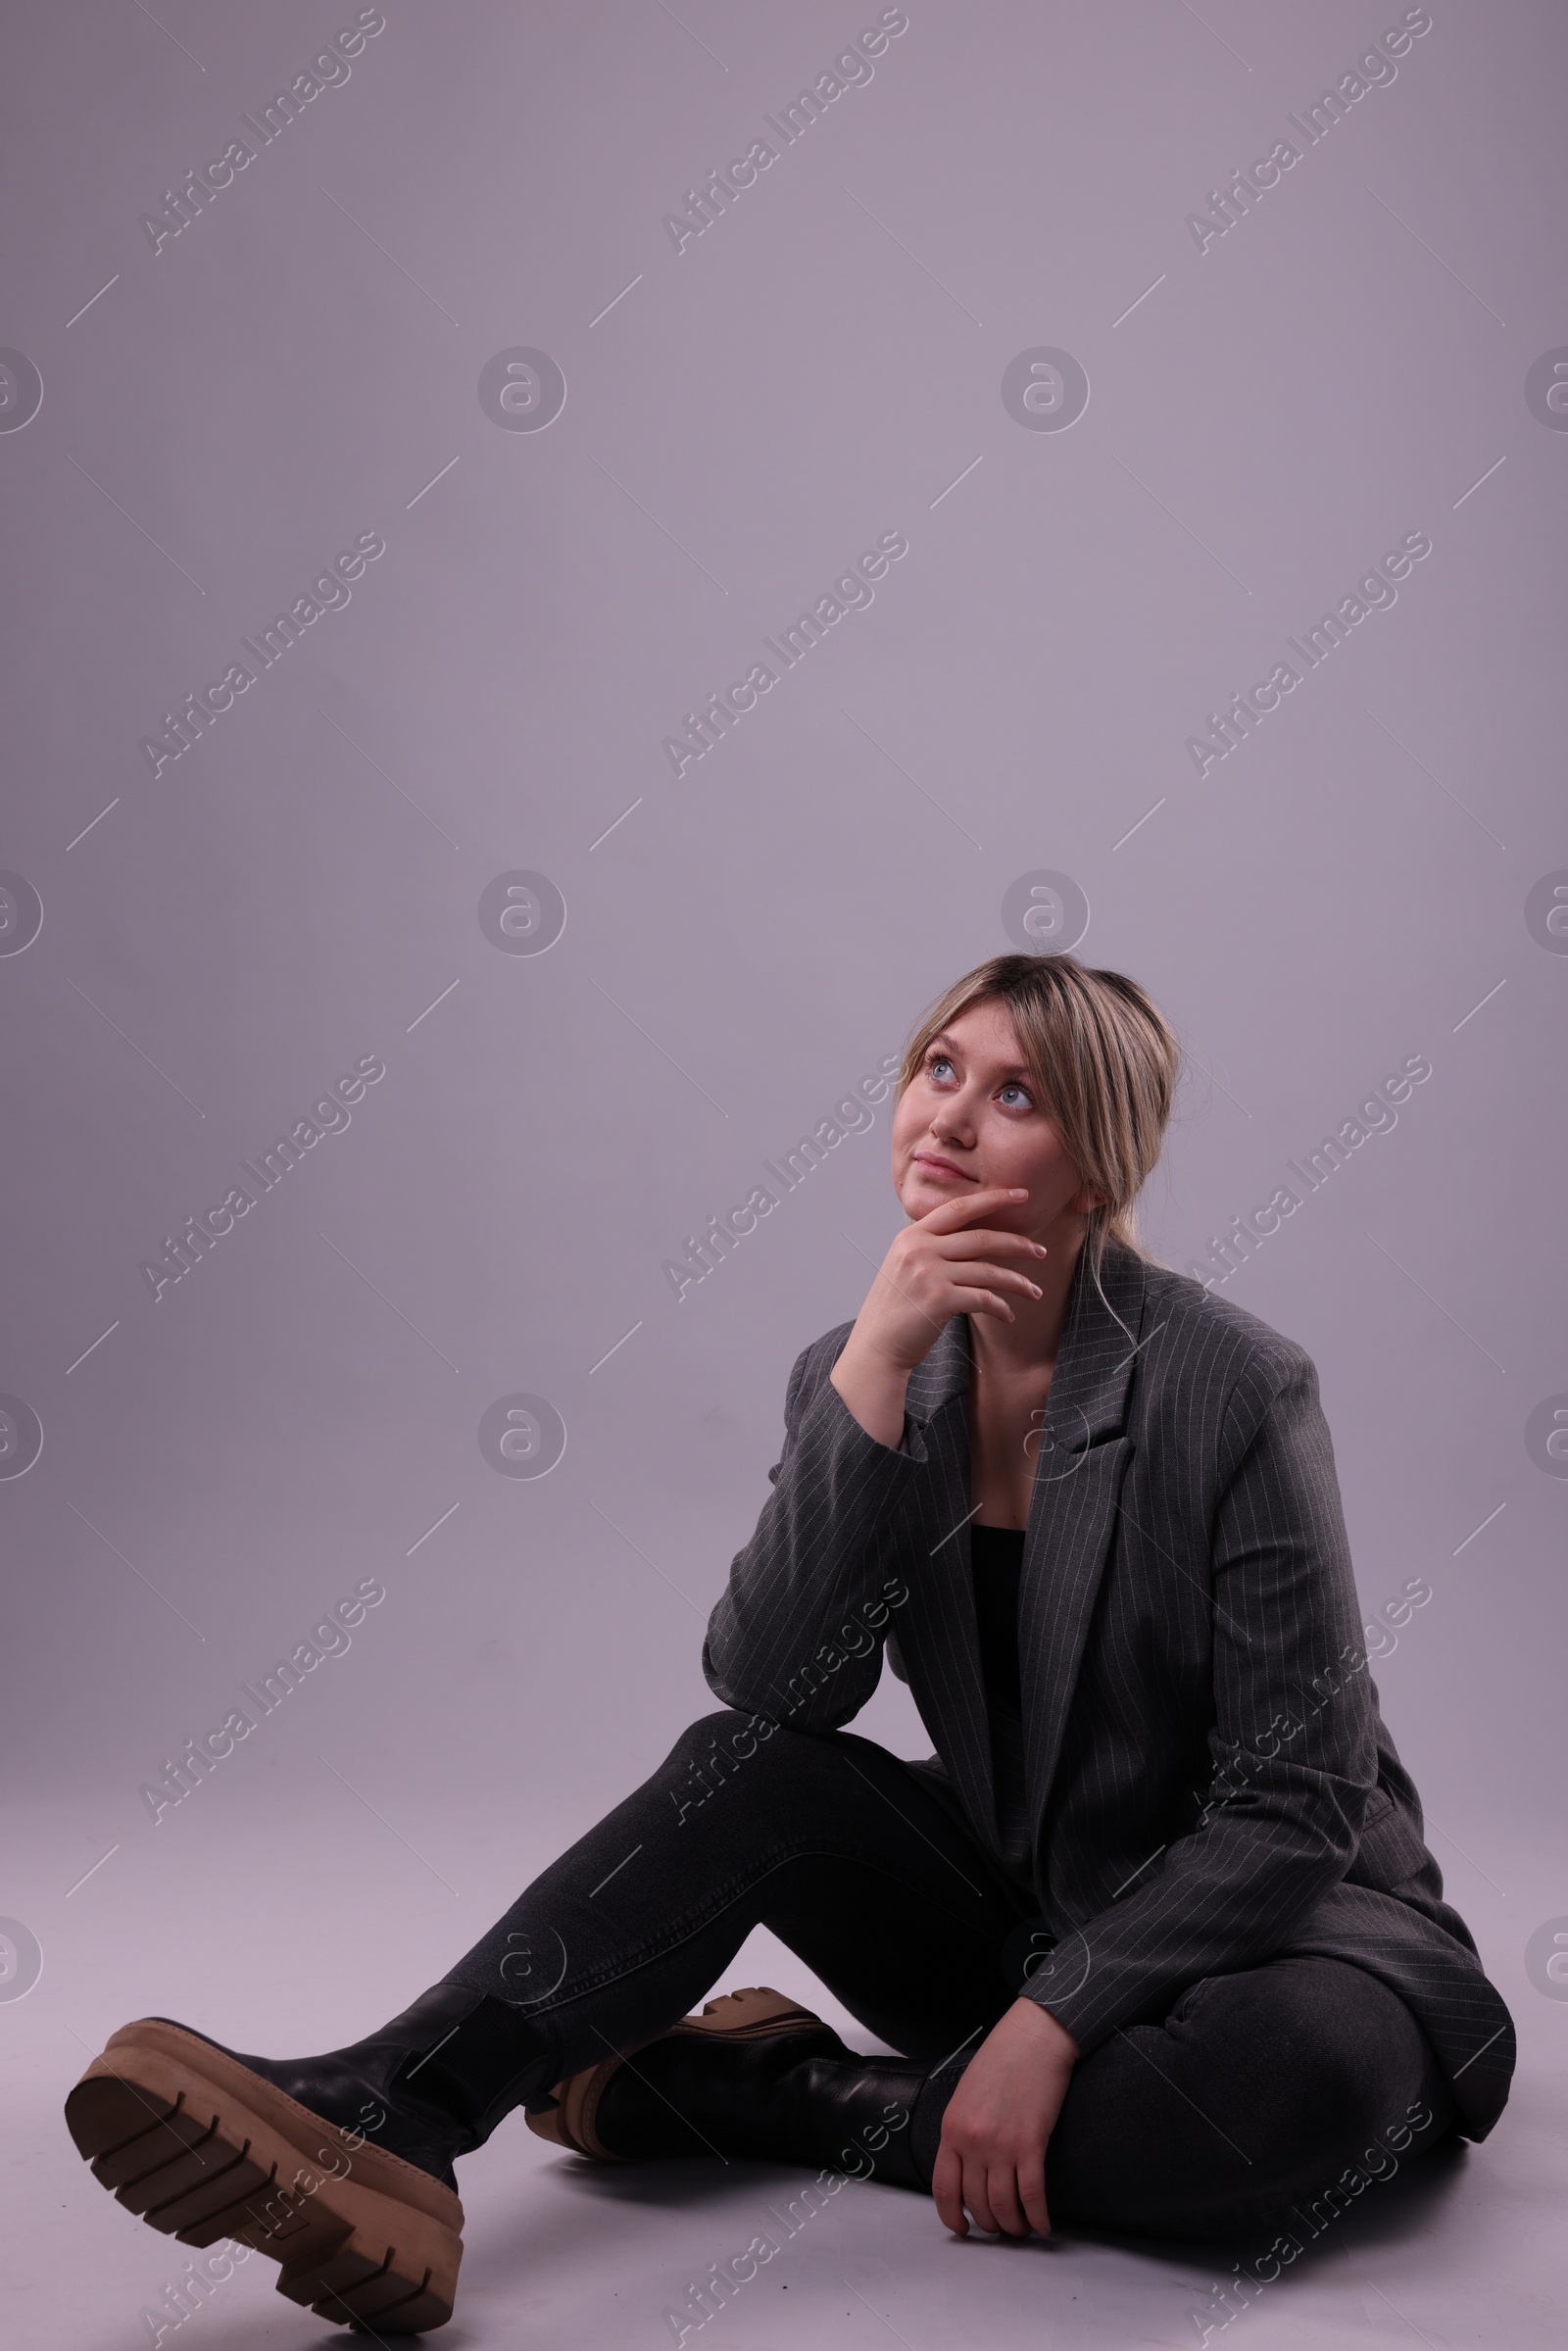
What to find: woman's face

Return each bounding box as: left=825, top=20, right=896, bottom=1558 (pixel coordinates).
left=890, top=997, right=1100, bottom=1242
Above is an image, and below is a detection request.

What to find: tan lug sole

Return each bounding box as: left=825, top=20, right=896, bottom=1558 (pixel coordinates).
left=64, top=2019, right=464, bottom=2334
left=526, top=1984, right=825, bottom=2162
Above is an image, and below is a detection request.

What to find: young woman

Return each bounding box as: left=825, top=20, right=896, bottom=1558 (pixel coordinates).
left=66, top=954, right=1513, bottom=2335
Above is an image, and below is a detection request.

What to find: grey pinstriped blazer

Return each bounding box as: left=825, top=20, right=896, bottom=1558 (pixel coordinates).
left=703, top=1241, right=1514, bottom=2139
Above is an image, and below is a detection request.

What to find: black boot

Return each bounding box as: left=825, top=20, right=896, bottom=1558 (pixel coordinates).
left=64, top=1984, right=559, bottom=2334
left=528, top=1985, right=931, bottom=2191
left=175, top=1982, right=558, bottom=2191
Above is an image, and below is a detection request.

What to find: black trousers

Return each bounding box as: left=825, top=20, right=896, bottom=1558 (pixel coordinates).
left=440, top=1710, right=1454, bottom=2239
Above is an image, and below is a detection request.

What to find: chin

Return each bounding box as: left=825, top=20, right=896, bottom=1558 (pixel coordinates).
left=904, top=1172, right=971, bottom=1214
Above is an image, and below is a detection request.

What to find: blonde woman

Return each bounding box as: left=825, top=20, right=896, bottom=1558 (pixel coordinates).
left=67, top=954, right=1512, bottom=2334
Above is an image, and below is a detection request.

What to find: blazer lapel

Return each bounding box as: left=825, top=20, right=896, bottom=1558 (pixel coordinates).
left=1017, top=1246, right=1149, bottom=1848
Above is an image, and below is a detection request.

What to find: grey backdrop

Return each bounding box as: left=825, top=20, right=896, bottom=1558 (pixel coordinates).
left=3, top=0, right=1564, bottom=2067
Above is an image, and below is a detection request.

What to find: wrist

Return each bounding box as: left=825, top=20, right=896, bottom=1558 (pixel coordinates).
left=829, top=1339, right=912, bottom=1449
left=1012, top=1996, right=1080, bottom=2065
left=836, top=1326, right=914, bottom=1384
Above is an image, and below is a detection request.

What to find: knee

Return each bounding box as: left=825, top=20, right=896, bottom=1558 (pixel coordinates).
left=1174, top=1957, right=1443, bottom=2164
left=673, top=1707, right=779, bottom=1758
left=662, top=1708, right=787, bottom=1795
left=1054, top=1959, right=1451, bottom=2238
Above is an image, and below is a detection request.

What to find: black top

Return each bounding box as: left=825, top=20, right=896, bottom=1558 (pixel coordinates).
left=970, top=1521, right=1032, bottom=1875
left=970, top=1522, right=1025, bottom=1712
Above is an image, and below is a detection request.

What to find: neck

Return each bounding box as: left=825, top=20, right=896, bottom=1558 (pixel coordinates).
left=968, top=1223, right=1089, bottom=1379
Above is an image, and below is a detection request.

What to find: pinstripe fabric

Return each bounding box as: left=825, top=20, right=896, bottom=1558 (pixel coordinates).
left=702, top=1243, right=1515, bottom=2139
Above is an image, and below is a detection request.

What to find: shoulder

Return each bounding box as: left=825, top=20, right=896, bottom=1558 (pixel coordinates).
left=1134, top=1257, right=1320, bottom=1420
left=1124, top=1261, right=1336, bottom=1488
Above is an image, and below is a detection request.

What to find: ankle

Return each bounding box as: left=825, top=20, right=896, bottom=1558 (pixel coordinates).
left=398, top=1988, right=558, bottom=2150
left=793, top=2056, right=929, bottom=2190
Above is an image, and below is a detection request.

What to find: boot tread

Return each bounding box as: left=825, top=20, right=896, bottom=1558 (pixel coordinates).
left=64, top=2017, right=463, bottom=2334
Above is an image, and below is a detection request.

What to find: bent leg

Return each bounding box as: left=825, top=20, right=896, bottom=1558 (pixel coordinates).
left=1027, top=1955, right=1456, bottom=2240
left=63, top=1711, right=1020, bottom=2322
left=440, top=1710, right=1027, bottom=2083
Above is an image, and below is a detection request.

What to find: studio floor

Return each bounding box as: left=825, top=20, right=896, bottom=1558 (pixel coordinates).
left=7, top=1788, right=1562, bottom=2350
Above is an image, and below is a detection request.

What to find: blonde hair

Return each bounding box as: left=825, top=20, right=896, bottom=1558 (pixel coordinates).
left=895, top=953, right=1180, bottom=1273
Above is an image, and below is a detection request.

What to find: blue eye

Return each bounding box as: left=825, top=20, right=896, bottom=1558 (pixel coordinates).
left=929, top=1054, right=956, bottom=1081
left=1000, top=1082, right=1031, bottom=1107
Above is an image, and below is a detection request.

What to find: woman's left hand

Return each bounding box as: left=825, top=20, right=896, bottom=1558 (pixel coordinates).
left=931, top=1997, right=1080, bottom=2238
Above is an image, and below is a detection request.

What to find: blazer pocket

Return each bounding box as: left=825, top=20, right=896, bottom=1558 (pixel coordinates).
left=1351, top=1788, right=1431, bottom=1889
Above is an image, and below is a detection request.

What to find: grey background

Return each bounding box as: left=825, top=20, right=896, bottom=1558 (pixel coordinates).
left=2, top=0, right=1563, bottom=2127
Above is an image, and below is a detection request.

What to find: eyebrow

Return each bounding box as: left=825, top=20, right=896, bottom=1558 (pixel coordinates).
left=926, top=1032, right=1035, bottom=1083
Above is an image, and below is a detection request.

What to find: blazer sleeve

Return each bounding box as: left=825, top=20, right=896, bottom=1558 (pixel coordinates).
left=702, top=1328, right=925, bottom=1731
left=1026, top=1347, right=1381, bottom=2054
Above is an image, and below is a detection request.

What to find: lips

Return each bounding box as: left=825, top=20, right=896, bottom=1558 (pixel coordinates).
left=912, top=1152, right=977, bottom=1182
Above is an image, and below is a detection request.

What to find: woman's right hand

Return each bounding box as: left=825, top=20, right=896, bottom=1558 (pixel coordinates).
left=829, top=1189, right=1046, bottom=1445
